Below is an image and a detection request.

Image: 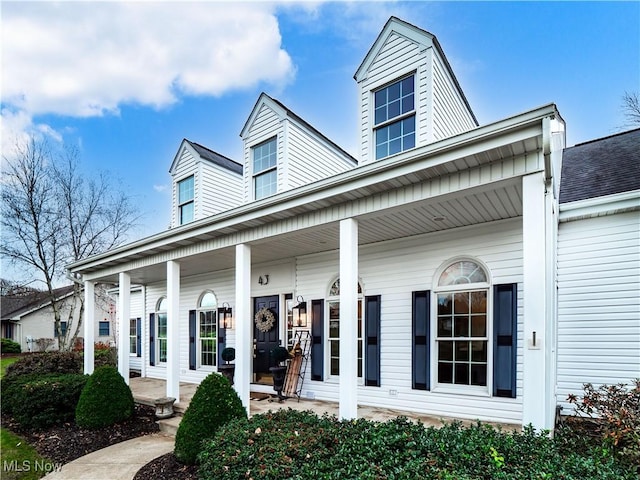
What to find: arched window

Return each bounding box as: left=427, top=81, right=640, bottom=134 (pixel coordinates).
left=197, top=291, right=218, bottom=368
left=435, top=260, right=489, bottom=388
left=155, top=297, right=168, bottom=364
left=327, top=278, right=363, bottom=378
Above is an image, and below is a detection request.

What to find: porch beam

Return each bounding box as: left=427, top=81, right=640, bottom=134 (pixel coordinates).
left=339, top=218, right=358, bottom=420
left=117, top=272, right=131, bottom=384
left=235, top=244, right=252, bottom=412
left=83, top=281, right=95, bottom=375
left=166, top=261, right=180, bottom=400
left=522, top=172, right=551, bottom=430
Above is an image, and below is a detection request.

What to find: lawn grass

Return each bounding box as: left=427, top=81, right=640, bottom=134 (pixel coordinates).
left=1, top=356, right=53, bottom=480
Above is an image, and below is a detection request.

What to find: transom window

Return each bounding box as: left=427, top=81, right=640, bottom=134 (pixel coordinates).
left=435, top=260, right=489, bottom=387
left=374, top=75, right=415, bottom=159
left=198, top=291, right=217, bottom=368
left=178, top=175, right=194, bottom=225
left=327, top=278, right=363, bottom=378
left=156, top=297, right=168, bottom=363
left=253, top=137, right=277, bottom=200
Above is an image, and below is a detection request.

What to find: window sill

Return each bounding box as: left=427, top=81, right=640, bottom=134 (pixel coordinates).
left=431, top=384, right=491, bottom=397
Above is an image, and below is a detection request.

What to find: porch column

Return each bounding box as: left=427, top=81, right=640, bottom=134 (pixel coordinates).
left=166, top=261, right=180, bottom=400
left=117, top=272, right=131, bottom=385
left=235, top=244, right=252, bottom=411
left=522, top=172, right=551, bottom=430
left=339, top=218, right=358, bottom=420
left=83, top=281, right=95, bottom=375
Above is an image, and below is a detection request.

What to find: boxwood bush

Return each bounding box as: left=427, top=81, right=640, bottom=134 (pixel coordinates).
left=1, top=338, right=21, bottom=353
left=2, top=373, right=87, bottom=429
left=174, top=373, right=247, bottom=465
left=198, top=409, right=635, bottom=480
left=75, top=366, right=134, bottom=429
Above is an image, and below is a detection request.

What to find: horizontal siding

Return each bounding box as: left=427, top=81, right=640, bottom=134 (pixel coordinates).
left=557, top=211, right=640, bottom=411
left=171, top=149, right=198, bottom=228
left=200, top=162, right=243, bottom=217
left=296, top=218, right=524, bottom=424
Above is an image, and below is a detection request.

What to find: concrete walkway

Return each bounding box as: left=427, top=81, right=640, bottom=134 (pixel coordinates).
left=43, top=434, right=174, bottom=480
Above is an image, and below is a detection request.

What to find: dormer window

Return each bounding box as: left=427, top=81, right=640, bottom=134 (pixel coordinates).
left=253, top=137, right=277, bottom=200
left=374, top=75, right=415, bottom=159
left=178, top=175, right=194, bottom=225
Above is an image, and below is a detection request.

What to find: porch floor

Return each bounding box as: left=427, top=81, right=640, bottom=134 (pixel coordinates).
left=129, top=377, right=517, bottom=429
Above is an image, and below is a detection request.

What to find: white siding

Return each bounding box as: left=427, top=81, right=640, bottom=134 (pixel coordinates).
left=199, top=161, right=243, bottom=217
left=557, top=211, right=640, bottom=410
left=171, top=148, right=198, bottom=228
left=296, top=218, right=524, bottom=424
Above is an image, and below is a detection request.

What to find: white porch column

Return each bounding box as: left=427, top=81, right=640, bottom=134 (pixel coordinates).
left=339, top=218, right=358, bottom=420
left=522, top=172, right=551, bottom=430
left=83, top=281, right=95, bottom=375
left=117, top=272, right=131, bottom=385
left=235, top=244, right=252, bottom=412
left=166, top=261, right=180, bottom=400
left=234, top=244, right=253, bottom=414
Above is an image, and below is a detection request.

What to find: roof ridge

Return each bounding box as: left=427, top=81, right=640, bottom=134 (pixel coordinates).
left=571, top=127, right=640, bottom=148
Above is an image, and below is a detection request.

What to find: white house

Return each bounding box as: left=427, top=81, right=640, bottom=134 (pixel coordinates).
left=67, top=17, right=639, bottom=431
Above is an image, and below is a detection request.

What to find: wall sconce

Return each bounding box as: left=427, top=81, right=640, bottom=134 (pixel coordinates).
left=292, top=296, right=307, bottom=327
left=220, top=302, right=233, bottom=329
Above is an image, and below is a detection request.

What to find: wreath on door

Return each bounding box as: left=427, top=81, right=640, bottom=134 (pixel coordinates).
left=254, top=307, right=275, bottom=333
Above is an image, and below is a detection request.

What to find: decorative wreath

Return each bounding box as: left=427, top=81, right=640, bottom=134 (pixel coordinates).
left=254, top=307, right=276, bottom=333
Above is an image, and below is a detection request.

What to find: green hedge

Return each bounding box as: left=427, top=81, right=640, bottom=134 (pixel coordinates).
left=198, top=409, right=635, bottom=480
left=75, top=366, right=134, bottom=429
left=174, top=373, right=246, bottom=465
left=3, top=351, right=82, bottom=380
left=1, top=338, right=21, bottom=354
left=2, top=373, right=87, bottom=429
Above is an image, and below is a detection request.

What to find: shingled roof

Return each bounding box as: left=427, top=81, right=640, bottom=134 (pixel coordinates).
left=560, top=128, right=640, bottom=204
left=1, top=285, right=74, bottom=321
left=185, top=140, right=243, bottom=174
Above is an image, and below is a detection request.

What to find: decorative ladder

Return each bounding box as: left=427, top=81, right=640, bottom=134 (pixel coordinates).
left=283, top=330, right=312, bottom=401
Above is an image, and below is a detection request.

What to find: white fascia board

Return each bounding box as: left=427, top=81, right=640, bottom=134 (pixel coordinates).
left=559, top=189, right=640, bottom=221
left=68, top=104, right=556, bottom=274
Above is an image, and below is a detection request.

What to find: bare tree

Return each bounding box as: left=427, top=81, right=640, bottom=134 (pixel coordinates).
left=622, top=91, right=640, bottom=127
left=1, top=139, right=139, bottom=349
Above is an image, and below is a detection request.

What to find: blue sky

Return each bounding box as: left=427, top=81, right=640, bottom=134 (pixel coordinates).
left=2, top=1, right=639, bottom=241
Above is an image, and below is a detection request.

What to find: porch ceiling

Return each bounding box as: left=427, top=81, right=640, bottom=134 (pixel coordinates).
left=118, top=178, right=522, bottom=285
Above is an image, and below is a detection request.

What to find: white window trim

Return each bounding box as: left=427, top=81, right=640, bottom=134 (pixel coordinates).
left=129, top=318, right=137, bottom=357
left=177, top=175, right=195, bottom=225
left=197, top=291, right=218, bottom=371
left=156, top=297, right=167, bottom=366
left=252, top=136, right=278, bottom=201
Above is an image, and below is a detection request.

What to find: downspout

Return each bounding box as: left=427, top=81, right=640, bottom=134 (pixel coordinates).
left=542, top=116, right=553, bottom=189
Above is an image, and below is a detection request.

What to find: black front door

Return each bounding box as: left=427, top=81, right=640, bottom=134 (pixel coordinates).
left=253, top=295, right=279, bottom=380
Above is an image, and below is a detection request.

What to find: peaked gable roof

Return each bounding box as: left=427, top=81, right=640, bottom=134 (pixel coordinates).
left=354, top=16, right=478, bottom=126
left=169, top=139, right=243, bottom=175
left=1, top=285, right=75, bottom=321
left=240, top=92, right=357, bottom=164
left=560, top=128, right=640, bottom=204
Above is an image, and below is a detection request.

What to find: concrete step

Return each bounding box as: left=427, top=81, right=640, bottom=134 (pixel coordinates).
left=157, top=414, right=182, bottom=436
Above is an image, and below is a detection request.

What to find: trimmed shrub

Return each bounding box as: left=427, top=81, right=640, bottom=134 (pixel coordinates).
left=75, top=366, right=134, bottom=429
left=1, top=338, right=21, bottom=354
left=198, top=410, right=635, bottom=480
left=2, top=373, right=87, bottom=429
left=174, top=373, right=246, bottom=465
left=94, top=346, right=117, bottom=368
left=4, top=351, right=82, bottom=380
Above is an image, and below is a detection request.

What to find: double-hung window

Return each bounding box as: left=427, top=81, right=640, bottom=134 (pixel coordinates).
left=327, top=278, right=363, bottom=378
left=374, top=75, right=415, bottom=159
left=435, top=260, right=489, bottom=389
left=178, top=175, right=194, bottom=225
left=129, top=319, right=137, bottom=355
left=156, top=297, right=168, bottom=363
left=253, top=137, right=277, bottom=200
left=99, top=321, right=110, bottom=336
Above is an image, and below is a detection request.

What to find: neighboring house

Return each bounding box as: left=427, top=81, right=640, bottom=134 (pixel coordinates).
left=68, top=17, right=639, bottom=431
left=1, top=285, right=115, bottom=351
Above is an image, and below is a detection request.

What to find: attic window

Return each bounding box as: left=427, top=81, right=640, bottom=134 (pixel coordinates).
left=374, top=75, right=415, bottom=159
left=253, top=137, right=277, bottom=200
left=178, top=175, right=194, bottom=225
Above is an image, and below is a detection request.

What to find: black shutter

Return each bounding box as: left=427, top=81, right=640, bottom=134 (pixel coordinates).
left=493, top=284, right=517, bottom=398
left=149, top=313, right=155, bottom=367
left=364, top=295, right=381, bottom=387
left=189, top=310, right=196, bottom=370
left=412, top=290, right=430, bottom=390
left=136, top=318, right=142, bottom=357
left=311, top=299, right=324, bottom=381
left=217, top=307, right=226, bottom=367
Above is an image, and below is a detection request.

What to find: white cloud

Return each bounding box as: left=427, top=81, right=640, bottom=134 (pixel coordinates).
left=1, top=2, right=295, bottom=130
left=153, top=184, right=169, bottom=193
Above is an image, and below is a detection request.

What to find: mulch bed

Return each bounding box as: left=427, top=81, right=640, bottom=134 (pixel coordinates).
left=133, top=452, right=198, bottom=480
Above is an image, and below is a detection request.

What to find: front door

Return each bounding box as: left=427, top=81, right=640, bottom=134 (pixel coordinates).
left=253, top=295, right=280, bottom=383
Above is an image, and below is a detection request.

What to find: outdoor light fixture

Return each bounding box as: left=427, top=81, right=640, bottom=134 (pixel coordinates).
left=220, top=302, right=233, bottom=329
left=292, top=295, right=307, bottom=327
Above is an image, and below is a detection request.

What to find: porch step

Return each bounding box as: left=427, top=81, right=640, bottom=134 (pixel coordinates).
left=157, top=414, right=182, bottom=436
